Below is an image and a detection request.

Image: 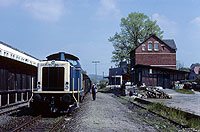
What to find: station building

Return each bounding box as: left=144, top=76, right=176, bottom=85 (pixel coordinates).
left=130, top=34, right=189, bottom=88
left=0, top=41, right=39, bottom=107
left=106, top=62, right=129, bottom=88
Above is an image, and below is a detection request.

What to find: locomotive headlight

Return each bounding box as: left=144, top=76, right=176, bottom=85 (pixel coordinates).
left=37, top=82, right=41, bottom=89
left=65, top=82, right=69, bottom=90
left=51, top=60, right=55, bottom=67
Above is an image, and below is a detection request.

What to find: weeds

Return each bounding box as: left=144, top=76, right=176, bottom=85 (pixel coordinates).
left=188, top=118, right=200, bottom=130
left=174, top=89, right=195, bottom=94
left=147, top=102, right=200, bottom=130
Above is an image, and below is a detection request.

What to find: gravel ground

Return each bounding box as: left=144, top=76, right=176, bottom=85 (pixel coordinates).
left=0, top=106, right=34, bottom=132
left=147, top=89, right=200, bottom=116
left=59, top=92, right=158, bottom=132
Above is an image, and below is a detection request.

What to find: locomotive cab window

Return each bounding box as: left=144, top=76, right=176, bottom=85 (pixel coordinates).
left=42, top=67, right=64, bottom=91
left=67, top=59, right=77, bottom=66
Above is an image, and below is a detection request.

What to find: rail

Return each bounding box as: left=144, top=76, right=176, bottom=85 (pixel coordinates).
left=0, top=102, right=28, bottom=116
left=10, top=115, right=42, bottom=132
left=50, top=114, right=68, bottom=132
left=116, top=95, right=189, bottom=129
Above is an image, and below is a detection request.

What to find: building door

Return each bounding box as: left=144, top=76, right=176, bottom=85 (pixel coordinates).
left=157, top=74, right=163, bottom=87
left=163, top=74, right=170, bottom=88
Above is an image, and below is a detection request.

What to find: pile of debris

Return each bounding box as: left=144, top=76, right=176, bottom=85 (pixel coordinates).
left=144, top=88, right=172, bottom=99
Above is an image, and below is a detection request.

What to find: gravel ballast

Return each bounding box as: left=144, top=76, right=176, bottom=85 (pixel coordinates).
left=60, top=92, right=157, bottom=132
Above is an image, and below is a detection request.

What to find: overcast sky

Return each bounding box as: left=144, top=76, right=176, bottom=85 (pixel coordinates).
left=0, top=0, right=200, bottom=76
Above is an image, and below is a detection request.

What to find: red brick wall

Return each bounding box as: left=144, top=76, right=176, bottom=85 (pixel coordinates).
left=135, top=36, right=176, bottom=69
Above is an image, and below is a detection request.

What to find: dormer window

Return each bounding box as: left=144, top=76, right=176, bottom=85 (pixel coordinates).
left=142, top=44, right=145, bottom=51
left=161, top=44, right=165, bottom=50
left=148, top=42, right=152, bottom=51
left=154, top=42, right=159, bottom=51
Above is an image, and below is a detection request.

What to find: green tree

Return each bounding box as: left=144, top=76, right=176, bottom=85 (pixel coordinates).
left=109, top=12, right=164, bottom=66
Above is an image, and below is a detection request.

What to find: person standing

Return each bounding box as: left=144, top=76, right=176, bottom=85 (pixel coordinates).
left=91, top=84, right=97, bottom=100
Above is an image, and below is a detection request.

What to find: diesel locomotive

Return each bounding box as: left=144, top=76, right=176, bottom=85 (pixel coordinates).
left=30, top=52, right=91, bottom=114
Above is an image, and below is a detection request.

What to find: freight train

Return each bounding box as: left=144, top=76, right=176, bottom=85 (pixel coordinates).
left=30, top=52, right=91, bottom=114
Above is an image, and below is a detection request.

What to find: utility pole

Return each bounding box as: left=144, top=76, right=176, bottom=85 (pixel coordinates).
left=103, top=72, right=104, bottom=80
left=92, top=61, right=100, bottom=83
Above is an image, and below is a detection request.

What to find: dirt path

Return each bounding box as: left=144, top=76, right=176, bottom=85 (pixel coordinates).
left=61, top=92, right=157, bottom=132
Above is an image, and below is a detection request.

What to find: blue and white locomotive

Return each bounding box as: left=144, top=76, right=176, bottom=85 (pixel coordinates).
left=30, top=52, right=90, bottom=114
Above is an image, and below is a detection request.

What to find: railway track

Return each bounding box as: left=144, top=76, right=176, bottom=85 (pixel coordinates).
left=0, top=101, right=28, bottom=110
left=18, top=114, right=69, bottom=132
left=0, top=102, right=28, bottom=116
left=8, top=106, right=78, bottom=132
left=116, top=95, right=189, bottom=129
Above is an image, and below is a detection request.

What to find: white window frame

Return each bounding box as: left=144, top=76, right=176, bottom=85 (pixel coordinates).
left=148, top=42, right=152, bottom=51
left=154, top=42, right=159, bottom=51
left=142, top=44, right=145, bottom=51
left=149, top=69, right=152, bottom=74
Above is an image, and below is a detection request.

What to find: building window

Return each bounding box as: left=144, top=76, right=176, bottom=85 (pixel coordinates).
left=148, top=42, right=152, bottom=51
left=142, top=44, right=145, bottom=51
left=161, top=44, right=165, bottom=50
left=154, top=43, right=159, bottom=51
left=149, top=69, right=152, bottom=74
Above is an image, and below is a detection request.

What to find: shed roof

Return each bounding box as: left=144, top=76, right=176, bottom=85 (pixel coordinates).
left=0, top=41, right=39, bottom=60
left=133, top=64, right=189, bottom=74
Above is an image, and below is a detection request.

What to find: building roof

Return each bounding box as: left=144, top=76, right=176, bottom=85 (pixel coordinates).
left=0, top=40, right=39, bottom=60
left=109, top=66, right=127, bottom=76
left=190, top=63, right=200, bottom=69
left=162, top=39, right=177, bottom=50
left=131, top=34, right=177, bottom=52
left=133, top=64, right=189, bottom=74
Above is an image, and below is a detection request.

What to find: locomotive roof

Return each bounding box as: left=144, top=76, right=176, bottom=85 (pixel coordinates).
left=46, top=52, right=79, bottom=61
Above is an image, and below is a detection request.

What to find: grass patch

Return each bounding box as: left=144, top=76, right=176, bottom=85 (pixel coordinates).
left=147, top=102, right=200, bottom=130
left=98, top=87, right=120, bottom=93
left=188, top=118, right=200, bottom=130
left=97, top=87, right=111, bottom=92
left=174, top=89, right=195, bottom=94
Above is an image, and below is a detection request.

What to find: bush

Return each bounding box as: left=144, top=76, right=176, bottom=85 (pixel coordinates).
left=99, top=80, right=107, bottom=89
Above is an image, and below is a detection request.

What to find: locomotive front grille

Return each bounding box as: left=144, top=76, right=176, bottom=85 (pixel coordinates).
left=42, top=67, right=64, bottom=91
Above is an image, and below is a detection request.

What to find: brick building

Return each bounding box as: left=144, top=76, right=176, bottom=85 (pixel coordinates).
left=130, top=34, right=188, bottom=88
left=130, top=34, right=177, bottom=69
left=189, top=63, right=200, bottom=80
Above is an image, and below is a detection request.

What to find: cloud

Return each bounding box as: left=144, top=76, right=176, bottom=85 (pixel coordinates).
left=0, top=0, right=17, bottom=7
left=23, top=0, right=65, bottom=22
left=152, top=13, right=178, bottom=38
left=190, top=17, right=200, bottom=28
left=188, top=17, right=200, bottom=39
left=95, top=0, right=121, bottom=20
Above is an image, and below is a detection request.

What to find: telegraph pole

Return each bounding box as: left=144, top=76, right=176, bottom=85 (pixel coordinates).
left=92, top=61, right=100, bottom=83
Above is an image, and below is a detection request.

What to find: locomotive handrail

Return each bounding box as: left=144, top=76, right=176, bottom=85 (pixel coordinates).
left=78, top=78, right=80, bottom=103
left=28, top=77, right=34, bottom=107
left=72, top=78, right=78, bottom=105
